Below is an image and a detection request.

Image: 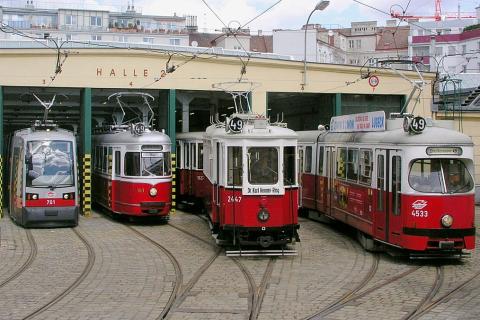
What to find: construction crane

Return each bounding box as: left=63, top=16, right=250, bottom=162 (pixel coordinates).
left=391, top=0, right=476, bottom=21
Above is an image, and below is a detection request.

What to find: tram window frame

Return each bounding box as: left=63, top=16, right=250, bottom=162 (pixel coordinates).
left=376, top=154, right=385, bottom=212
left=190, top=143, right=196, bottom=169
left=103, top=146, right=108, bottom=173
left=284, top=146, right=296, bottom=186
left=227, top=146, right=243, bottom=187
left=318, top=146, right=324, bottom=176
left=198, top=143, right=204, bottom=170
left=184, top=143, right=189, bottom=169
left=124, top=152, right=141, bottom=176
left=99, top=147, right=105, bottom=172
left=359, top=149, right=372, bottom=185
left=114, top=151, right=121, bottom=175
left=176, top=142, right=181, bottom=169
left=108, top=147, right=113, bottom=174
left=304, top=146, right=312, bottom=173
left=336, top=147, right=346, bottom=179
left=392, top=155, right=402, bottom=215
left=347, top=148, right=359, bottom=182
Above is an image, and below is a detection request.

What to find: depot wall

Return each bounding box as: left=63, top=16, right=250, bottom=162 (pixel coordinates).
left=0, top=48, right=435, bottom=116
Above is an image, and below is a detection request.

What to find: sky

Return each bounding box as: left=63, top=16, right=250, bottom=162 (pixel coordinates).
left=2, top=0, right=480, bottom=33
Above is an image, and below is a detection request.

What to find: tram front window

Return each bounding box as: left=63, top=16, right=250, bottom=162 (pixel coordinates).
left=409, top=159, right=473, bottom=194
left=26, top=140, right=74, bottom=188
left=125, top=152, right=171, bottom=176
left=248, top=147, right=278, bottom=185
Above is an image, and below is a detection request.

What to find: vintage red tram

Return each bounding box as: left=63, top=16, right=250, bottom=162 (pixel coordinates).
left=177, top=113, right=300, bottom=253
left=298, top=111, right=475, bottom=257
left=92, top=92, right=172, bottom=218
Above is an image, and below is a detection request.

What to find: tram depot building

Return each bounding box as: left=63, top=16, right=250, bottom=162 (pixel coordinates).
left=0, top=46, right=479, bottom=215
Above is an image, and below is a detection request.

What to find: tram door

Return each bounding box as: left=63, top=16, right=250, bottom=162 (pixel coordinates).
left=325, top=146, right=335, bottom=215
left=374, top=149, right=402, bottom=245
left=298, top=148, right=304, bottom=206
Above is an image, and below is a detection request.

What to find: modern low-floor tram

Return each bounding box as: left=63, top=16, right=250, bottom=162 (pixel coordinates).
left=8, top=121, right=79, bottom=227
left=298, top=111, right=475, bottom=258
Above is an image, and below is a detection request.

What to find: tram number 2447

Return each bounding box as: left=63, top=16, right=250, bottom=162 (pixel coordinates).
left=227, top=196, right=242, bottom=203
left=411, top=209, right=428, bottom=218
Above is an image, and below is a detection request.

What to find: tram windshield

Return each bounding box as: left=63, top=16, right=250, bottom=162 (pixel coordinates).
left=26, top=140, right=74, bottom=188
left=125, top=152, right=171, bottom=177
left=409, top=159, right=474, bottom=194
left=247, top=147, right=279, bottom=185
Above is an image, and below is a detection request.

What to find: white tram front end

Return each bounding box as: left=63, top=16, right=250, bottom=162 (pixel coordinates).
left=202, top=114, right=300, bottom=250
left=9, top=121, right=79, bottom=227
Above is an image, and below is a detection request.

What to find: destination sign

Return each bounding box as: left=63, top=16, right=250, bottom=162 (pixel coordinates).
left=329, top=111, right=385, bottom=133
left=244, top=186, right=284, bottom=195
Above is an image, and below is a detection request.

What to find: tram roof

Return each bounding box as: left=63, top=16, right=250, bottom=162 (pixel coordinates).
left=205, top=123, right=297, bottom=140
left=14, top=127, right=75, bottom=141
left=93, top=130, right=171, bottom=144
left=297, top=123, right=473, bottom=146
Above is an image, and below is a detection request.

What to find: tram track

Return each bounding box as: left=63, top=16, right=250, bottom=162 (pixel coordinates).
left=125, top=225, right=183, bottom=320
left=0, top=229, right=37, bottom=289
left=169, top=218, right=276, bottom=320
left=305, top=253, right=380, bottom=319
left=22, top=227, right=95, bottom=320
left=402, top=266, right=443, bottom=320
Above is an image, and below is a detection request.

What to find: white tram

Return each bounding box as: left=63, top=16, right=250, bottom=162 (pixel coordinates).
left=9, top=121, right=79, bottom=227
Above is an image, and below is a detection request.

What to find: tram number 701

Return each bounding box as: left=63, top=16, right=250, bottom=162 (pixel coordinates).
left=411, top=209, right=428, bottom=218
left=46, top=199, right=56, bottom=205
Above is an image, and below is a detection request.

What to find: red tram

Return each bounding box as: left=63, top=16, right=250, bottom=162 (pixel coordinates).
left=177, top=113, right=299, bottom=253
left=298, top=111, right=475, bottom=257
left=92, top=92, right=172, bottom=218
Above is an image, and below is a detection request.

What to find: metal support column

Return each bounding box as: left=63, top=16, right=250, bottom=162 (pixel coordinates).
left=80, top=88, right=92, bottom=217
left=335, top=93, right=342, bottom=116
left=0, top=86, right=3, bottom=218
left=168, top=89, right=176, bottom=213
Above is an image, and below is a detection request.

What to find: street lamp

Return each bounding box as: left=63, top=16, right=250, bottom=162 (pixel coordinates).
left=302, top=0, right=330, bottom=89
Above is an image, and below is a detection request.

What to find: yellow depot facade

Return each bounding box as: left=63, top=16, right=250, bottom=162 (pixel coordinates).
left=1, top=47, right=479, bottom=207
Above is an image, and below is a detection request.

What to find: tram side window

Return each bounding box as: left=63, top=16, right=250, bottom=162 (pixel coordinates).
left=125, top=152, right=141, bottom=176
left=336, top=148, right=346, bottom=179
left=191, top=143, right=196, bottom=169
left=115, top=151, right=121, bottom=175
left=184, top=143, right=189, bottom=169
left=103, top=147, right=109, bottom=173
left=284, top=146, right=296, bottom=185
left=318, top=146, right=324, bottom=176
left=359, top=149, right=372, bottom=185
left=304, top=146, right=312, bottom=173
left=108, top=147, right=113, bottom=174
left=347, top=149, right=359, bottom=182
left=227, top=146, right=243, bottom=186
left=198, top=143, right=204, bottom=170
left=176, top=142, right=181, bottom=169
left=392, top=156, right=401, bottom=215
left=377, top=154, right=385, bottom=212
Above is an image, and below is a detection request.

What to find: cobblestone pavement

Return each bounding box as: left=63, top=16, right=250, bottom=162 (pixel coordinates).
left=0, top=207, right=479, bottom=320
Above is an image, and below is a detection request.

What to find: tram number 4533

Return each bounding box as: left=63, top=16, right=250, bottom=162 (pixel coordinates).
left=411, top=209, right=428, bottom=218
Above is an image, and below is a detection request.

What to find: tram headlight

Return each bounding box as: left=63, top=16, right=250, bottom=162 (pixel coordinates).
left=441, top=214, right=453, bottom=228
left=27, top=193, right=39, bottom=200
left=258, top=208, right=270, bottom=222
left=149, top=187, right=158, bottom=197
